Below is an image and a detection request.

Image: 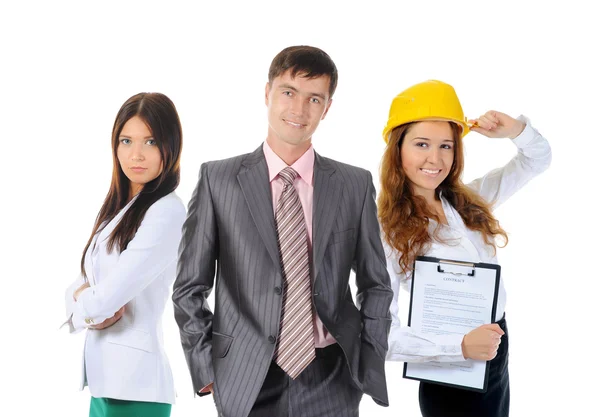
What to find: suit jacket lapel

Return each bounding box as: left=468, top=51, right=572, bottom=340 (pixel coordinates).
left=88, top=195, right=138, bottom=284
left=312, top=152, right=342, bottom=281
left=95, top=195, right=138, bottom=250
left=237, top=146, right=280, bottom=268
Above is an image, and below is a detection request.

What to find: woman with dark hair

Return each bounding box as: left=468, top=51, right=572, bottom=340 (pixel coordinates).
left=378, top=80, right=551, bottom=416
left=62, top=92, right=185, bottom=417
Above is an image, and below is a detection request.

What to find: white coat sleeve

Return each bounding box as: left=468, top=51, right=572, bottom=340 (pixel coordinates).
left=467, top=115, right=552, bottom=208
left=384, top=241, right=466, bottom=363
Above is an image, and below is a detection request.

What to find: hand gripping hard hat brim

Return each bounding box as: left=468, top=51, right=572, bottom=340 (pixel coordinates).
left=382, top=80, right=470, bottom=143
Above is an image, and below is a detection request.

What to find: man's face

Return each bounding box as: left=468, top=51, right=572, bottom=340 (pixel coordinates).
left=265, top=70, right=332, bottom=147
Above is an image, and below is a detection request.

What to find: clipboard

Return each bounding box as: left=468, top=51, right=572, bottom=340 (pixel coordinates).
left=402, top=255, right=501, bottom=393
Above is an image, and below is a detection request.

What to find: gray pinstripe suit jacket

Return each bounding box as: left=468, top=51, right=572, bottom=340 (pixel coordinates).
left=173, top=145, right=393, bottom=417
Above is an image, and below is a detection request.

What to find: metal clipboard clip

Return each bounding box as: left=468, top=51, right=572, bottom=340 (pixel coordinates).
left=437, top=259, right=476, bottom=277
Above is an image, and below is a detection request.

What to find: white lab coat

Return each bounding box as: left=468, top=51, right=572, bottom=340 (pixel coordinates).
left=64, top=192, right=186, bottom=404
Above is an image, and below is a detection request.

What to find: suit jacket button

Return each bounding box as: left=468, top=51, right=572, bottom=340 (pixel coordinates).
left=274, top=286, right=282, bottom=295
left=268, top=336, right=276, bottom=344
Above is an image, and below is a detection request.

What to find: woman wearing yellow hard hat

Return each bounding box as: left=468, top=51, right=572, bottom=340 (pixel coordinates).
left=378, top=80, right=552, bottom=416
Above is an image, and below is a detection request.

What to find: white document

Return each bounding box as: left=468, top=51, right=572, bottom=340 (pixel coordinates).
left=404, top=257, right=500, bottom=392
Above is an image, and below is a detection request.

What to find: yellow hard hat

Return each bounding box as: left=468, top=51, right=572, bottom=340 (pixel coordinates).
left=382, top=80, right=470, bottom=143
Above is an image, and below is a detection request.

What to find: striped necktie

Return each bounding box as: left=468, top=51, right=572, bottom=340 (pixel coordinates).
left=273, top=166, right=315, bottom=379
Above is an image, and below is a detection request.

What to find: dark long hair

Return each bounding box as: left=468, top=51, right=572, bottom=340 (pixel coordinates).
left=80, top=93, right=182, bottom=278
left=378, top=122, right=508, bottom=274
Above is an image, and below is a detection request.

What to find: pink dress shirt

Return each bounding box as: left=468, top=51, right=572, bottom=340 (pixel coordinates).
left=263, top=141, right=336, bottom=348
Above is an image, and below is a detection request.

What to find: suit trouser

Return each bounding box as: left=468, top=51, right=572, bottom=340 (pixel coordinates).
left=418, top=314, right=510, bottom=417
left=249, top=343, right=363, bottom=417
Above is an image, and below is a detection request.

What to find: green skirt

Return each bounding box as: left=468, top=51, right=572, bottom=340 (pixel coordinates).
left=89, top=397, right=171, bottom=417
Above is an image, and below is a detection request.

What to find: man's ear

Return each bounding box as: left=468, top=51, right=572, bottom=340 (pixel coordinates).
left=265, top=82, right=271, bottom=106
left=321, top=99, right=333, bottom=120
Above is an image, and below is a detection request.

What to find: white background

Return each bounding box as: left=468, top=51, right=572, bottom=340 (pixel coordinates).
left=1, top=1, right=597, bottom=416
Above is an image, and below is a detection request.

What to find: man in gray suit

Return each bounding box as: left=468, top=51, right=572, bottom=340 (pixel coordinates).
left=173, top=45, right=393, bottom=417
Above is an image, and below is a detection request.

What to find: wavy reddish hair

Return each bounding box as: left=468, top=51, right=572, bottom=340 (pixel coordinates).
left=378, top=122, right=508, bottom=274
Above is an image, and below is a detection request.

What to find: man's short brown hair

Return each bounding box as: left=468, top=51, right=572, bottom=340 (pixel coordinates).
left=268, top=45, right=338, bottom=98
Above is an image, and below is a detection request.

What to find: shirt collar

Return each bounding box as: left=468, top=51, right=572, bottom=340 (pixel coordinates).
left=262, top=141, right=314, bottom=185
